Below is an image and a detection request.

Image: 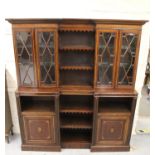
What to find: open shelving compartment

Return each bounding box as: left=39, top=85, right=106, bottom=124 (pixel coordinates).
left=59, top=31, right=95, bottom=50
left=60, top=95, right=93, bottom=148
left=98, top=97, right=133, bottom=114
left=59, top=29, right=95, bottom=88
left=61, top=128, right=92, bottom=148
left=20, top=96, right=55, bottom=114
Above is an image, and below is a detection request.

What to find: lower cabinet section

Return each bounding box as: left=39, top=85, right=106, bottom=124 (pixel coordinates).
left=17, top=95, right=135, bottom=152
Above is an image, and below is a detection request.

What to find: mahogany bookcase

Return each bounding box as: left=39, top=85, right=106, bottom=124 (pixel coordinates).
left=6, top=18, right=147, bottom=152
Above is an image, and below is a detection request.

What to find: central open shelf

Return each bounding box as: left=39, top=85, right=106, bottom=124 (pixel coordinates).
left=59, top=31, right=95, bottom=49
left=60, top=113, right=92, bottom=129
left=61, top=129, right=92, bottom=148
left=60, top=95, right=93, bottom=148
left=60, top=70, right=93, bottom=86
left=59, top=30, right=95, bottom=87
left=60, top=95, right=93, bottom=114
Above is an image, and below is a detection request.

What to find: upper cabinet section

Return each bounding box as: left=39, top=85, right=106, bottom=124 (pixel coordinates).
left=35, top=28, right=58, bottom=87
left=13, top=24, right=58, bottom=88
left=9, top=19, right=145, bottom=91
left=13, top=29, right=36, bottom=87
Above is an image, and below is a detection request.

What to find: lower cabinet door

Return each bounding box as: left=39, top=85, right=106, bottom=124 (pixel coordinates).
left=96, top=114, right=130, bottom=145
left=23, top=115, right=56, bottom=145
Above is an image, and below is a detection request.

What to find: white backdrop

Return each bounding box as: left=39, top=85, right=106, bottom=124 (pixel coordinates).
left=1, top=0, right=149, bottom=134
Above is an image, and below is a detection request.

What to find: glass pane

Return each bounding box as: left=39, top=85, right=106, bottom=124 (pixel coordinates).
left=16, top=31, right=35, bottom=86
left=38, top=32, right=56, bottom=85
left=97, top=32, right=115, bottom=85
left=118, top=33, right=138, bottom=85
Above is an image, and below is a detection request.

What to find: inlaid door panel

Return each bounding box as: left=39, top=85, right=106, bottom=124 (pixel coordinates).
left=96, top=114, right=130, bottom=145
left=13, top=29, right=37, bottom=87
left=23, top=115, right=56, bottom=144
left=96, top=30, right=118, bottom=88
left=35, top=28, right=58, bottom=87
left=117, top=30, right=141, bottom=87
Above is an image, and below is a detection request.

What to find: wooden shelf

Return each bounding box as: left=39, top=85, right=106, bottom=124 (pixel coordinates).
left=60, top=85, right=93, bottom=95
left=59, top=45, right=94, bottom=51
left=60, top=108, right=93, bottom=114
left=60, top=95, right=93, bottom=114
left=60, top=66, right=93, bottom=71
left=61, top=118, right=92, bottom=129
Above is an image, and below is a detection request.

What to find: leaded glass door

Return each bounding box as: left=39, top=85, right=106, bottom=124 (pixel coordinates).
left=14, top=29, right=36, bottom=87
left=117, top=30, right=140, bottom=87
left=36, top=28, right=57, bottom=87
left=96, top=30, right=118, bottom=88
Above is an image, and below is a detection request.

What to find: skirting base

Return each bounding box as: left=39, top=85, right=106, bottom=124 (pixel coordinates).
left=91, top=145, right=130, bottom=152
left=22, top=144, right=61, bottom=151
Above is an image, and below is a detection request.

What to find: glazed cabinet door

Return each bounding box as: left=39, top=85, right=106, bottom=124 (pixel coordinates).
left=13, top=29, right=37, bottom=87
left=95, top=30, right=118, bottom=88
left=35, top=28, right=58, bottom=87
left=116, top=30, right=141, bottom=88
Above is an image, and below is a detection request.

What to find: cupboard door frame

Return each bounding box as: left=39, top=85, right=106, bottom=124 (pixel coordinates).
left=94, top=29, right=119, bottom=89
left=115, top=29, right=141, bottom=89
left=13, top=27, right=37, bottom=88
left=35, top=27, right=59, bottom=88
left=23, top=115, right=56, bottom=145
left=96, top=114, right=130, bottom=145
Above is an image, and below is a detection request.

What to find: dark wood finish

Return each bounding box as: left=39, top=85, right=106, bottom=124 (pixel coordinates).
left=7, top=19, right=146, bottom=152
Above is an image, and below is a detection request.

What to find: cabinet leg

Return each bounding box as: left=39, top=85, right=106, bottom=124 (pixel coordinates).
left=6, top=136, right=9, bottom=144
left=11, top=128, right=14, bottom=136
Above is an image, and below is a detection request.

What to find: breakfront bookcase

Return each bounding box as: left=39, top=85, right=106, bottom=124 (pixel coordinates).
left=7, top=19, right=146, bottom=152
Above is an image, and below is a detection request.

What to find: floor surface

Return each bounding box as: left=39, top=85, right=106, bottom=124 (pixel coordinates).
left=5, top=134, right=149, bottom=155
